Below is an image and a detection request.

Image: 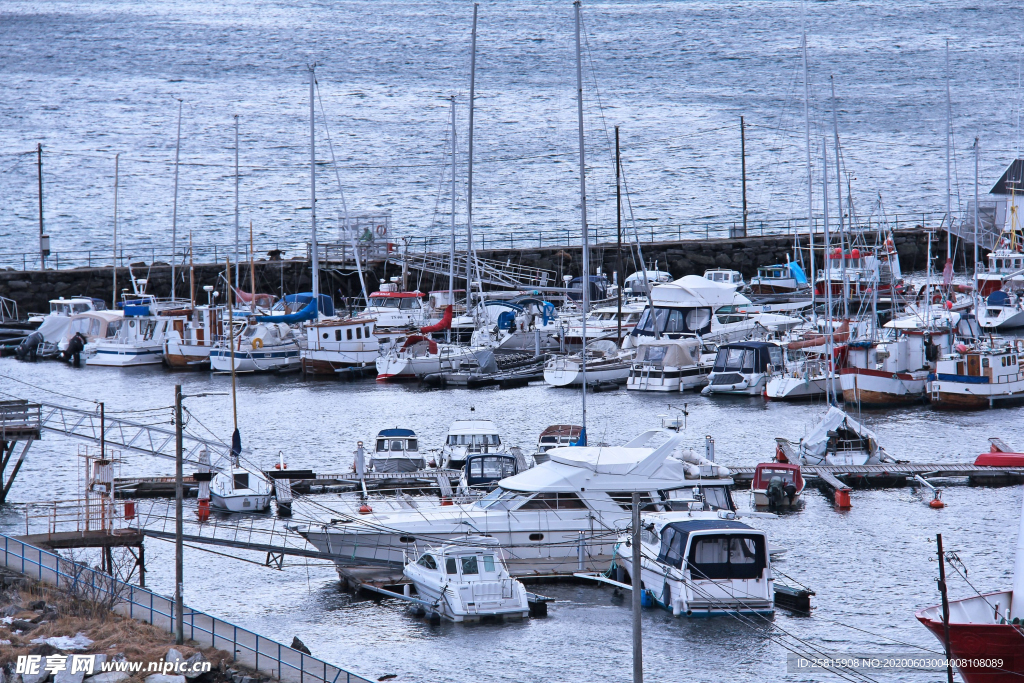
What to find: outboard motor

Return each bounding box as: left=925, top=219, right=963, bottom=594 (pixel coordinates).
left=766, top=475, right=786, bottom=510
left=15, top=331, right=43, bottom=362
left=61, top=332, right=86, bottom=367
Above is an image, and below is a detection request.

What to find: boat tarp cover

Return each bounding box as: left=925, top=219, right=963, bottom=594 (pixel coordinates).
left=788, top=262, right=808, bottom=284
left=472, top=349, right=500, bottom=374
left=657, top=519, right=754, bottom=569
left=378, top=428, right=416, bottom=437
left=634, top=338, right=699, bottom=366
left=35, top=316, right=72, bottom=342
left=255, top=296, right=319, bottom=324
left=799, top=406, right=877, bottom=460
left=651, top=275, right=751, bottom=308
left=988, top=290, right=1011, bottom=306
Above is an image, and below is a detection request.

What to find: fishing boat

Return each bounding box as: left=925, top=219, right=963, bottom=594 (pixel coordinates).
left=776, top=406, right=895, bottom=466
left=534, top=425, right=582, bottom=464
left=360, top=284, right=428, bottom=330
left=702, top=341, right=785, bottom=396
left=614, top=510, right=774, bottom=617
left=626, top=337, right=709, bottom=392
left=813, top=239, right=905, bottom=302
left=163, top=287, right=226, bottom=369
left=440, top=419, right=507, bottom=471
left=301, top=317, right=379, bottom=375
left=544, top=339, right=633, bottom=387
left=370, top=429, right=424, bottom=473
left=916, top=489, right=1024, bottom=683
left=840, top=331, right=945, bottom=407
left=89, top=305, right=188, bottom=367
left=298, top=428, right=736, bottom=576
left=750, top=462, right=804, bottom=509
left=749, top=261, right=808, bottom=296
left=929, top=341, right=1024, bottom=409
left=703, top=269, right=745, bottom=292
left=976, top=247, right=1024, bottom=296
left=209, top=319, right=302, bottom=373
left=978, top=290, right=1024, bottom=330
left=403, top=538, right=531, bottom=622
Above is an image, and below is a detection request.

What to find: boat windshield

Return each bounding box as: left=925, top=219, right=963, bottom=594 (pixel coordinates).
left=714, top=348, right=753, bottom=372
left=448, top=434, right=500, bottom=446
left=475, top=489, right=526, bottom=511
left=369, top=297, right=402, bottom=308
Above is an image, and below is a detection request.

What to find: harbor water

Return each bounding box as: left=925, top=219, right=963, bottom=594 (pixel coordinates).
left=1, top=0, right=1022, bottom=254
left=1, top=356, right=1020, bottom=682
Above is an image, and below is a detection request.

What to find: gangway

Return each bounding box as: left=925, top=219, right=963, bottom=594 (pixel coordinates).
left=395, top=251, right=556, bottom=290
left=0, top=400, right=41, bottom=504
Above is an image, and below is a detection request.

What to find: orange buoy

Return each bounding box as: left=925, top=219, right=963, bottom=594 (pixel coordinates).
left=834, top=489, right=852, bottom=508
left=850, top=248, right=861, bottom=259
left=359, top=503, right=373, bottom=514
left=929, top=498, right=946, bottom=509
left=196, top=499, right=210, bottom=521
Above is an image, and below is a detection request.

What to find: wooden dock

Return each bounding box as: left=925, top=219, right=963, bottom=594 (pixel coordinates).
left=729, top=462, right=1024, bottom=487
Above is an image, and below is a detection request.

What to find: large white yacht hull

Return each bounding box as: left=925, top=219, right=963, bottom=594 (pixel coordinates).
left=766, top=374, right=841, bottom=400
left=543, top=358, right=630, bottom=387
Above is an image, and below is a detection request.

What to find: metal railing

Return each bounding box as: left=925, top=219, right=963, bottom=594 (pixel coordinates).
left=0, top=210, right=951, bottom=272
left=0, top=532, right=373, bottom=683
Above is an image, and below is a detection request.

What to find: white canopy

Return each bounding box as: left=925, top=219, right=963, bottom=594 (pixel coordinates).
left=633, top=337, right=699, bottom=367
left=651, top=275, right=751, bottom=308
left=800, top=406, right=878, bottom=460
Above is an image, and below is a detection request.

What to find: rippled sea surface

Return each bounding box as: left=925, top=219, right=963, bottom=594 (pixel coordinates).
left=2, top=0, right=1024, bottom=258
left=1, top=356, right=1022, bottom=682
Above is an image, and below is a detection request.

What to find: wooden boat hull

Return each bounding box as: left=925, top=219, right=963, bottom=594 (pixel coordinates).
left=840, top=368, right=927, bottom=406
left=301, top=357, right=375, bottom=376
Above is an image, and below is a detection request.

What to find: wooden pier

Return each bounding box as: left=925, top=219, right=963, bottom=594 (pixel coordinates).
left=729, top=462, right=1024, bottom=487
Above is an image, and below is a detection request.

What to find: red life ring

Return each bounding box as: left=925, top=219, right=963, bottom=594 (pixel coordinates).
left=376, top=224, right=387, bottom=237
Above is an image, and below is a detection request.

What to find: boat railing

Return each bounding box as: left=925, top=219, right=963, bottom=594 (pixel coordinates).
left=0, top=531, right=374, bottom=683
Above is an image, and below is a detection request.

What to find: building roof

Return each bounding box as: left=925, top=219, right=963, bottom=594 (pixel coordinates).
left=989, top=159, right=1024, bottom=195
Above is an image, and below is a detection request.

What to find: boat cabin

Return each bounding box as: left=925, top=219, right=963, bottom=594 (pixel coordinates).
left=655, top=519, right=767, bottom=581
left=49, top=297, right=106, bottom=316
left=623, top=270, right=673, bottom=297
left=376, top=428, right=418, bottom=454
left=710, top=342, right=784, bottom=375
left=536, top=425, right=582, bottom=460
left=703, top=269, right=744, bottom=287
left=464, top=453, right=519, bottom=487
left=752, top=463, right=803, bottom=492
left=307, top=317, right=377, bottom=350
left=936, top=346, right=1022, bottom=384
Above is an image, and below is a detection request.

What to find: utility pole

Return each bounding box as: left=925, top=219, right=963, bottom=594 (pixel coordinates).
left=631, top=492, right=643, bottom=683
left=37, top=144, right=46, bottom=270
left=935, top=534, right=954, bottom=683
left=740, top=116, right=747, bottom=237
left=174, top=385, right=184, bottom=645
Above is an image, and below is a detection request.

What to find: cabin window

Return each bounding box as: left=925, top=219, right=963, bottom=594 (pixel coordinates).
left=483, top=555, right=495, bottom=572
left=607, top=492, right=656, bottom=511
left=445, top=558, right=458, bottom=575
left=233, top=473, right=249, bottom=490
left=364, top=327, right=371, bottom=337
left=399, top=298, right=421, bottom=310
left=356, top=327, right=362, bottom=339
left=376, top=440, right=388, bottom=452
left=982, top=358, right=990, bottom=368
left=768, top=346, right=784, bottom=368
left=72, top=303, right=90, bottom=314
left=1002, top=357, right=1007, bottom=367
left=407, top=440, right=418, bottom=451
left=447, top=434, right=501, bottom=446
left=657, top=526, right=687, bottom=569
left=685, top=309, right=711, bottom=330
left=334, top=330, right=341, bottom=341
left=390, top=440, right=405, bottom=451
left=460, top=556, right=478, bottom=575
left=475, top=489, right=526, bottom=511
left=519, top=492, right=588, bottom=510
left=469, top=456, right=517, bottom=481
left=417, top=554, right=437, bottom=570
left=664, top=309, right=686, bottom=333
left=702, top=486, right=735, bottom=511
left=688, top=534, right=766, bottom=580
left=106, top=320, right=122, bottom=337
left=529, top=533, right=544, bottom=541
left=347, top=329, right=353, bottom=340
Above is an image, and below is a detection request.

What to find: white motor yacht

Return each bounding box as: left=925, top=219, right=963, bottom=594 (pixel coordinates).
left=614, top=511, right=774, bottom=617
left=403, top=538, right=531, bottom=622
left=90, top=277, right=190, bottom=367
left=210, top=319, right=301, bottom=373
left=302, top=317, right=379, bottom=375
left=703, top=269, right=746, bottom=292
left=298, top=428, right=736, bottom=577
left=440, top=419, right=507, bottom=471
left=626, top=337, right=710, bottom=392
left=702, top=341, right=785, bottom=396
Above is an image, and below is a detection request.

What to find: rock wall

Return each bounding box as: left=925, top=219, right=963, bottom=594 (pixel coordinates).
left=0, top=228, right=965, bottom=315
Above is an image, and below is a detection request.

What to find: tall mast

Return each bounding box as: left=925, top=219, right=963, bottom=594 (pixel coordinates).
left=113, top=153, right=119, bottom=308
left=801, top=4, right=816, bottom=322
left=171, top=99, right=183, bottom=301
left=234, top=115, right=240, bottom=289
left=189, top=229, right=195, bottom=309
left=616, top=126, right=623, bottom=343
left=740, top=116, right=747, bottom=237
left=575, top=0, right=589, bottom=440
left=830, top=76, right=847, bottom=319
left=945, top=39, right=953, bottom=260
left=466, top=3, right=480, bottom=302
left=449, top=95, right=458, bottom=343
left=822, top=139, right=834, bottom=405
left=309, top=66, right=320, bottom=317
left=973, top=137, right=980, bottom=281
left=249, top=221, right=256, bottom=316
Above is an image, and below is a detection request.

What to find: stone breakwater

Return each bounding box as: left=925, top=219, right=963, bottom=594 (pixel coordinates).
left=0, top=229, right=947, bottom=314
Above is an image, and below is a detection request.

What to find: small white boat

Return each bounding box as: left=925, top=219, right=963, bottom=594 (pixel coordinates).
left=210, top=458, right=273, bottom=513
left=543, top=340, right=633, bottom=387
left=210, top=320, right=301, bottom=373
left=626, top=337, right=710, bottom=392
left=702, top=341, right=785, bottom=395
left=375, top=334, right=473, bottom=381
left=370, top=429, right=425, bottom=473
left=533, top=424, right=582, bottom=464
left=777, top=406, right=895, bottom=466
left=750, top=461, right=805, bottom=509
left=440, top=419, right=507, bottom=471
left=614, top=510, right=774, bottom=617
left=301, top=316, right=379, bottom=375
left=703, top=268, right=745, bottom=292
left=765, top=354, right=840, bottom=401
left=622, top=269, right=673, bottom=297
left=403, top=538, right=531, bottom=622
left=749, top=261, right=807, bottom=296
left=978, top=290, right=1024, bottom=329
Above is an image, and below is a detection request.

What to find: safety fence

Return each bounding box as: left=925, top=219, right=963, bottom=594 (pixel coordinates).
left=0, top=532, right=373, bottom=683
